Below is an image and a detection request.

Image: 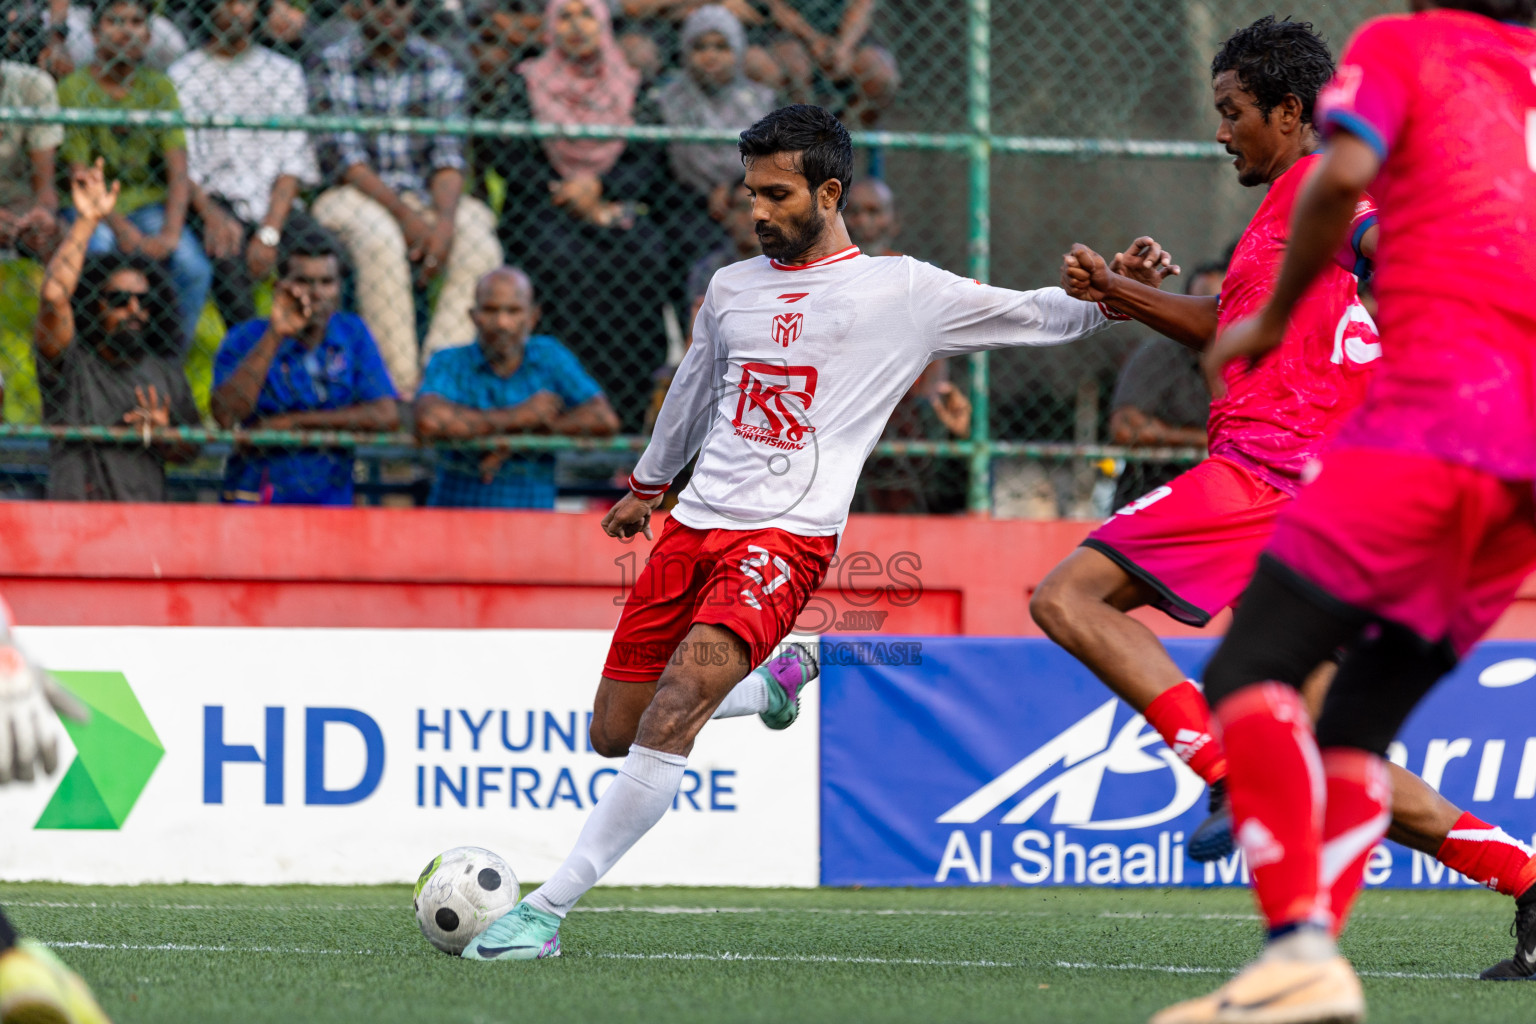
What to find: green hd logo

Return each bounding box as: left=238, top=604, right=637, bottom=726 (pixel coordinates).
left=35, top=671, right=164, bottom=830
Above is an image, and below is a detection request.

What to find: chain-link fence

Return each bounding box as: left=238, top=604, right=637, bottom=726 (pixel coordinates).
left=0, top=0, right=1395, bottom=512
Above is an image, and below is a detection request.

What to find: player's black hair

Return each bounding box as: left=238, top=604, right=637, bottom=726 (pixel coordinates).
left=277, top=226, right=344, bottom=281
left=1211, top=16, right=1335, bottom=125
left=1437, top=0, right=1536, bottom=23
left=73, top=252, right=176, bottom=357
left=738, top=104, right=854, bottom=212
left=92, top=0, right=151, bottom=27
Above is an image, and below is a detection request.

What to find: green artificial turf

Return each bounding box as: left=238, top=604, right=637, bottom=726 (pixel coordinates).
left=0, top=883, right=1529, bottom=1023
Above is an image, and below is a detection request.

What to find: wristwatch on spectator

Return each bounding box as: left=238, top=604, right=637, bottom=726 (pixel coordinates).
left=256, top=225, right=282, bottom=248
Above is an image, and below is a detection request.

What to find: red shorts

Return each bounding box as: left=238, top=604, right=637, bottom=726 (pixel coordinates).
left=1084, top=456, right=1291, bottom=626
left=1267, top=447, right=1536, bottom=656
left=602, top=516, right=836, bottom=682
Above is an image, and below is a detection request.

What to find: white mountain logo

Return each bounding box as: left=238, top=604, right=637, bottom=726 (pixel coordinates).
left=937, top=699, right=1205, bottom=829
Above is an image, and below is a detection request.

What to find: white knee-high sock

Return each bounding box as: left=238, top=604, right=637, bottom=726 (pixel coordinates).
left=525, top=744, right=687, bottom=917
left=710, top=669, right=770, bottom=719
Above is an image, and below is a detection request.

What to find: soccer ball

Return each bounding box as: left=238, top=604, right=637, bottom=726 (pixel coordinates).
left=413, top=846, right=520, bottom=955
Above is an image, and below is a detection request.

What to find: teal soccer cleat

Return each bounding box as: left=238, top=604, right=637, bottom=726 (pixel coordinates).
left=758, top=642, right=819, bottom=731
left=461, top=901, right=562, bottom=961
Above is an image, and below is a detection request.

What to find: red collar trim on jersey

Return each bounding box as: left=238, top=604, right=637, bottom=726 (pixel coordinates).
left=769, top=245, right=862, bottom=271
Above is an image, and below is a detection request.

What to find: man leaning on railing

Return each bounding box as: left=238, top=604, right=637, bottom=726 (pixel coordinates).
left=414, top=266, right=618, bottom=509
left=33, top=159, right=198, bottom=502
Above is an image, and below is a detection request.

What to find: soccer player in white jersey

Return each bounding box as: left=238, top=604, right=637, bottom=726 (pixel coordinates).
left=465, top=104, right=1119, bottom=961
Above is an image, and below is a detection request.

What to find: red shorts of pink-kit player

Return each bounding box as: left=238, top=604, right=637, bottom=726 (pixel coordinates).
left=1266, top=448, right=1536, bottom=657
left=602, top=515, right=836, bottom=683
left=1083, top=456, right=1291, bottom=627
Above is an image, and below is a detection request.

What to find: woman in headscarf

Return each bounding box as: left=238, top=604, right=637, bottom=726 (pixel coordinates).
left=476, top=0, right=671, bottom=433
left=651, top=5, right=775, bottom=203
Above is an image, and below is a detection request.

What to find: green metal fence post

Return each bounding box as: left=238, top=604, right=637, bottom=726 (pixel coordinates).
left=966, top=0, right=992, bottom=515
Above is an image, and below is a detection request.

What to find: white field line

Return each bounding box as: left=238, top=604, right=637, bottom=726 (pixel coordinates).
left=7, top=902, right=1452, bottom=923
left=38, top=941, right=1478, bottom=980
left=6, top=902, right=1055, bottom=917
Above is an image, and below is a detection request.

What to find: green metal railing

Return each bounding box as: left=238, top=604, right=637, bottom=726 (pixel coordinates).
left=0, top=0, right=1227, bottom=510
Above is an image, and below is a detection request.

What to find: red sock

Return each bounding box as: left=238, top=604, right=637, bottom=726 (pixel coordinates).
left=1215, top=682, right=1328, bottom=931
left=1320, top=749, right=1392, bottom=935
left=1144, top=680, right=1228, bottom=784
left=1436, top=811, right=1536, bottom=898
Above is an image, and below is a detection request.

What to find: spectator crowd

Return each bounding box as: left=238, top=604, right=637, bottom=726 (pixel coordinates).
left=0, top=0, right=1211, bottom=518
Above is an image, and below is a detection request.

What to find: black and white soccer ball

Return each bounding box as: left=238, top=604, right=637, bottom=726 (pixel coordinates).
left=413, top=846, right=520, bottom=955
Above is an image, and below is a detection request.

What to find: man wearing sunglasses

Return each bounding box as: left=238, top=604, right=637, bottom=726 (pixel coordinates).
left=34, top=159, right=199, bottom=502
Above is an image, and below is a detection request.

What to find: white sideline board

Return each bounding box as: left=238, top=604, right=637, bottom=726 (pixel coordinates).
left=0, top=628, right=820, bottom=887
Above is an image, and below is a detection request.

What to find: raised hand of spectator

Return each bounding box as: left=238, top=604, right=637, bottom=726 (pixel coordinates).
left=70, top=159, right=120, bottom=224
left=930, top=382, right=972, bottom=438
left=1111, top=236, right=1180, bottom=288
left=269, top=280, right=312, bottom=340
left=201, top=204, right=245, bottom=261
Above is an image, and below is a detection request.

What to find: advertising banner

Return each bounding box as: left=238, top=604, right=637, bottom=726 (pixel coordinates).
left=820, top=636, right=1536, bottom=889
left=0, top=628, right=820, bottom=886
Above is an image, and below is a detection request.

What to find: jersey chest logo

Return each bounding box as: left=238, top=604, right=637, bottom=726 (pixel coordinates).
left=732, top=362, right=818, bottom=450
left=771, top=312, right=804, bottom=347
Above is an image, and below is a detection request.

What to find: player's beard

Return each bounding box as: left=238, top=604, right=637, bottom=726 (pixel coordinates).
left=757, top=204, right=827, bottom=263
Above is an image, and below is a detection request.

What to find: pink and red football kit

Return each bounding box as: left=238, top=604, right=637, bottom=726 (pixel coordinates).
left=1216, top=10, right=1536, bottom=939
left=1085, top=153, right=1379, bottom=625
left=1269, top=9, right=1536, bottom=651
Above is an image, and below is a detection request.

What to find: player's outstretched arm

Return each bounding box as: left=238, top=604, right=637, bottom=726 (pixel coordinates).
left=1204, top=132, right=1380, bottom=396
left=1062, top=244, right=1216, bottom=350
left=612, top=289, right=722, bottom=538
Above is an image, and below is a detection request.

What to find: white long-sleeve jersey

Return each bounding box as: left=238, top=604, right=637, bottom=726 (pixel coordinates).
left=629, top=246, right=1111, bottom=537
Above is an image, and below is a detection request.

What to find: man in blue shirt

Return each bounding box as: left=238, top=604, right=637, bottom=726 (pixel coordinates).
left=211, top=234, right=399, bottom=503
left=416, top=267, right=619, bottom=508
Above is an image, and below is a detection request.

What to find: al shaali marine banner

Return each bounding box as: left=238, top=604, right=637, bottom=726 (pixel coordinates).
left=820, top=636, right=1536, bottom=890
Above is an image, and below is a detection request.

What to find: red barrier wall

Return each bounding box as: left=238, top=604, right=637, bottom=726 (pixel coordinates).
left=3, top=502, right=1536, bottom=638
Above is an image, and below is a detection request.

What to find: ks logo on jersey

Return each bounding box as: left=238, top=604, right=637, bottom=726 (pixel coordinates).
left=936, top=699, right=1204, bottom=830
left=732, top=362, right=818, bottom=450
left=772, top=312, right=804, bottom=347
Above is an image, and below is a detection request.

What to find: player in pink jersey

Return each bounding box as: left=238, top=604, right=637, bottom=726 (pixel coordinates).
left=1155, top=2, right=1536, bottom=1021
left=1037, top=18, right=1536, bottom=948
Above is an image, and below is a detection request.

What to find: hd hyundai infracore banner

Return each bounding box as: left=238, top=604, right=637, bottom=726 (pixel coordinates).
left=819, top=636, right=1536, bottom=890
left=0, top=628, right=819, bottom=886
